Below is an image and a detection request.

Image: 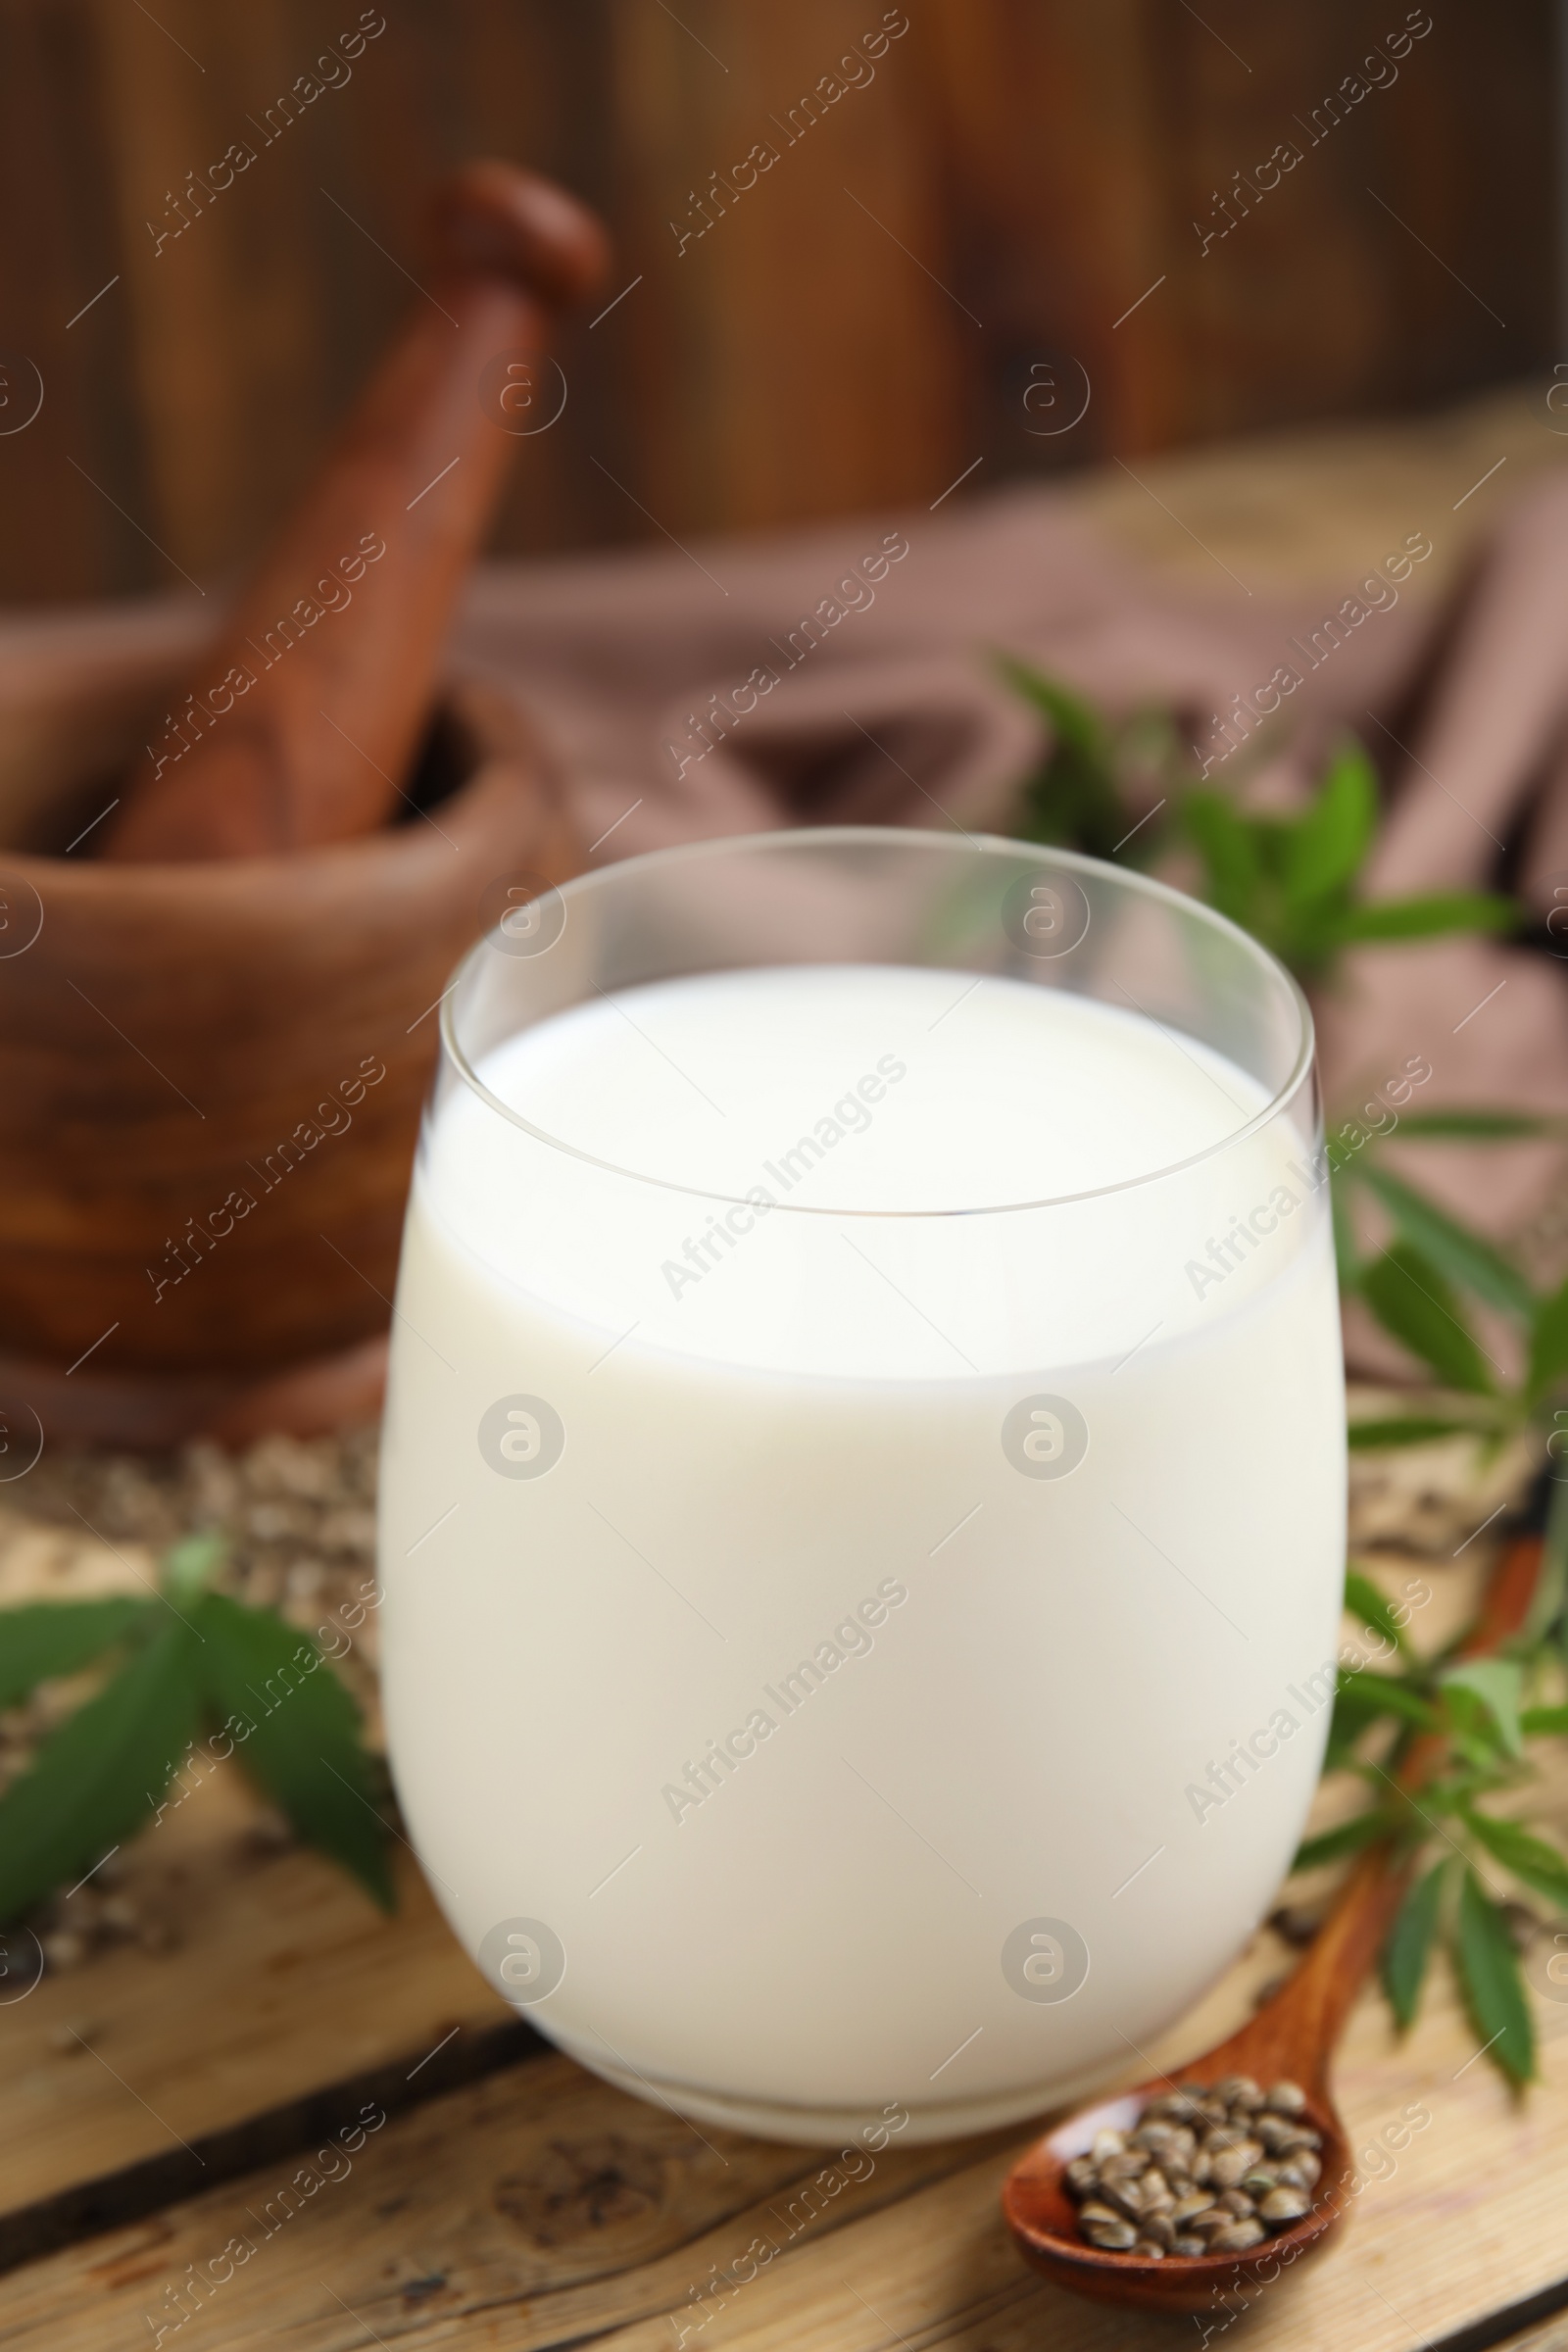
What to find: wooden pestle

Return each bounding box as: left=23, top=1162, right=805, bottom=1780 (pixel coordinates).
left=103, top=162, right=610, bottom=862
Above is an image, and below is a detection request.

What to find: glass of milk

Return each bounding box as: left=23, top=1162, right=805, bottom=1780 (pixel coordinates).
left=379, top=828, right=1343, bottom=2145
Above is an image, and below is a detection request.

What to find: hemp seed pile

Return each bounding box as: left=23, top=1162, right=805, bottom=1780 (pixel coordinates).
left=1065, top=2077, right=1321, bottom=2257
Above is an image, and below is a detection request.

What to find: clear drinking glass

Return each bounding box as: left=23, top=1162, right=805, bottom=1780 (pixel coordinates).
left=378, top=827, right=1344, bottom=2145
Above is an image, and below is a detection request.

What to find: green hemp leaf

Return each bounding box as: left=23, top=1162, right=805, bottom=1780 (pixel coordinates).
left=0, top=1535, right=392, bottom=1923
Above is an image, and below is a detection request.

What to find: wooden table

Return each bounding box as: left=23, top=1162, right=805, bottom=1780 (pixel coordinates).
left=5, top=399, right=1568, bottom=2350
left=3, top=1466, right=1566, bottom=2352
left=1, top=1765, right=1565, bottom=2352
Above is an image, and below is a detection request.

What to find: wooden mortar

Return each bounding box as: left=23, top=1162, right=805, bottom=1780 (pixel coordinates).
left=0, top=657, right=576, bottom=1448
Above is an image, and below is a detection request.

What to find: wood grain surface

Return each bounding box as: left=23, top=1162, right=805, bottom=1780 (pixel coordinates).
left=1, top=1855, right=1562, bottom=2352
left=0, top=0, right=1550, bottom=607
left=0, top=1793, right=510, bottom=2228
left=1, top=1511, right=1563, bottom=2351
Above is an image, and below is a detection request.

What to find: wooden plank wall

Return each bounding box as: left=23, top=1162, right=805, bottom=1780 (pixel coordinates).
left=0, top=0, right=1552, bottom=609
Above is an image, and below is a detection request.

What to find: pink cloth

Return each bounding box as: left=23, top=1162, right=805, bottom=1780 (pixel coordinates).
left=453, top=479, right=1568, bottom=1227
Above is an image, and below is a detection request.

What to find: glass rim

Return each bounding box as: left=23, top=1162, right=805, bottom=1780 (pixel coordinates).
left=436, top=825, right=1317, bottom=1220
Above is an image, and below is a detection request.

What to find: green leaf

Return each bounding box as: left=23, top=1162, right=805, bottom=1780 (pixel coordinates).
left=192, top=1593, right=393, bottom=1911
left=162, top=1530, right=227, bottom=1606
left=1526, top=1276, right=1568, bottom=1406
left=0, top=1622, right=199, bottom=1923
left=1444, top=1683, right=1509, bottom=1768
left=1382, top=1859, right=1446, bottom=2030
left=0, top=1598, right=156, bottom=1713
left=1346, top=1416, right=1491, bottom=1450
left=1337, top=1670, right=1439, bottom=1730
left=1443, top=1660, right=1525, bottom=1759
left=1293, top=1810, right=1392, bottom=1872
left=1521, top=1703, right=1568, bottom=1737
left=1344, top=1568, right=1409, bottom=1653
left=1330, top=892, right=1518, bottom=944
left=1183, top=791, right=1264, bottom=926
left=1019, top=763, right=1129, bottom=859
left=1322, top=1708, right=1373, bottom=1774
left=1452, top=1866, right=1536, bottom=2084
left=1359, top=1242, right=1494, bottom=1394
left=1000, top=660, right=1146, bottom=862
left=995, top=656, right=1110, bottom=761
left=1463, top=1811, right=1568, bottom=1909
left=1531, top=1476, right=1568, bottom=1646
left=1326, top=1682, right=1392, bottom=1763
left=1331, top=1178, right=1362, bottom=1293
left=1393, top=1110, right=1562, bottom=1142
left=1356, top=1164, right=1535, bottom=1322
left=1280, top=738, right=1377, bottom=908
left=1325, top=1670, right=1437, bottom=1770
left=1417, top=1769, right=1505, bottom=1818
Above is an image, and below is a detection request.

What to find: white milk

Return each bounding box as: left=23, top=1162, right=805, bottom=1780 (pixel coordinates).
left=379, top=963, right=1345, bottom=2142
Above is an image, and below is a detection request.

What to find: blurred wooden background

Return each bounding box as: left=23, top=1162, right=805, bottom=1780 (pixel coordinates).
left=0, top=0, right=1553, bottom=608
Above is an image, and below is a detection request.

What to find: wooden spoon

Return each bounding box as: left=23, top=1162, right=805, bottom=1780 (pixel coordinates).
left=1004, top=1529, right=1544, bottom=2314
left=1003, top=1847, right=1399, bottom=2314
left=102, top=160, right=609, bottom=862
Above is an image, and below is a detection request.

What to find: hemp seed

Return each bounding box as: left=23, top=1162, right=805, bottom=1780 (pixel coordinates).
left=1264, top=2080, right=1308, bottom=2115
left=1079, top=2203, right=1138, bottom=2252
left=1061, top=2080, right=1320, bottom=2259
left=1084, top=2224, right=1139, bottom=2251
left=1169, top=2191, right=1214, bottom=2225
left=1187, top=2207, right=1234, bottom=2238
left=1210, top=2219, right=1266, bottom=2253
left=1257, top=2111, right=1323, bottom=2154
left=1258, top=2186, right=1311, bottom=2225
left=1147, top=2091, right=1207, bottom=2127
left=1207, top=2139, right=1263, bottom=2188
